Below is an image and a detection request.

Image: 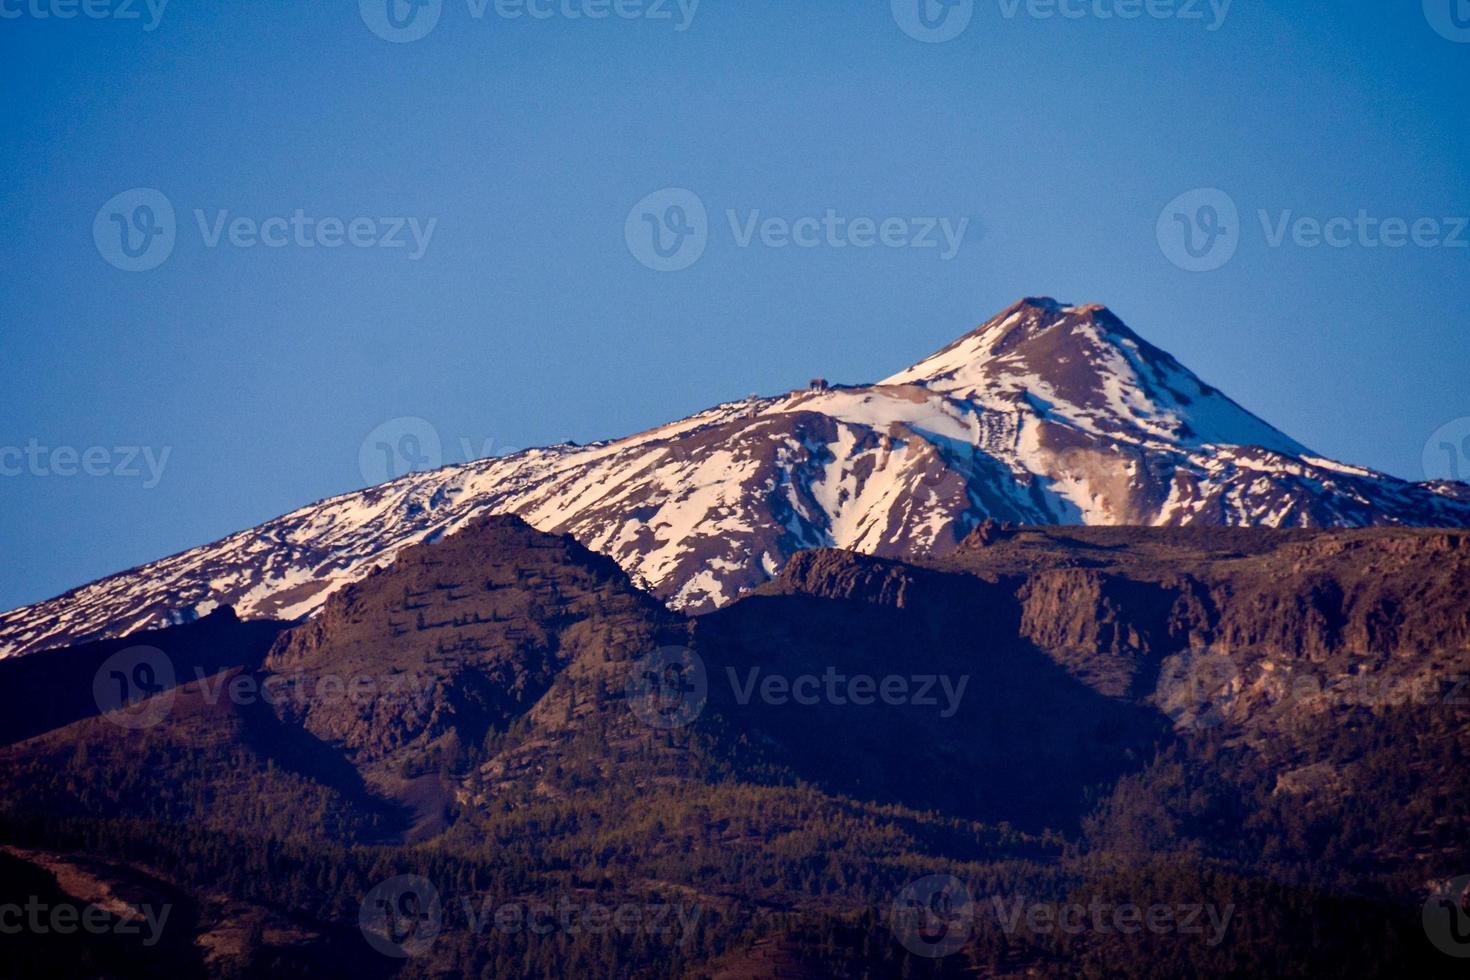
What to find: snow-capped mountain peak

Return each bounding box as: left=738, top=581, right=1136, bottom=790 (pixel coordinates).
left=884, top=297, right=1309, bottom=456
left=3, top=298, right=1467, bottom=658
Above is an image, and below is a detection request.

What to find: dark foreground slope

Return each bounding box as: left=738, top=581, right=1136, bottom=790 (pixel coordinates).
left=1, top=516, right=1467, bottom=977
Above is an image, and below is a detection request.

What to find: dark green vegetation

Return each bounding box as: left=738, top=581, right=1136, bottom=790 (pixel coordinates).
left=1, top=517, right=1467, bottom=977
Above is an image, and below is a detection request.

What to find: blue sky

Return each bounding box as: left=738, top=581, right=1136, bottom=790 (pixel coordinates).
left=2, top=0, right=1468, bottom=612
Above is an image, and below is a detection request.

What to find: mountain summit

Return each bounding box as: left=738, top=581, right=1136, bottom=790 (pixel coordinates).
left=4, top=298, right=1468, bottom=657
left=883, top=297, right=1309, bottom=455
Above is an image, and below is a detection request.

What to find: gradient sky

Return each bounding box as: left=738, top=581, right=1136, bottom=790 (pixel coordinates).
left=2, top=0, right=1468, bottom=612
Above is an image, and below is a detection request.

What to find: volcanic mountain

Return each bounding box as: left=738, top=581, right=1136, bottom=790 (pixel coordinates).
left=3, top=514, right=1467, bottom=977
left=4, top=297, right=1468, bottom=657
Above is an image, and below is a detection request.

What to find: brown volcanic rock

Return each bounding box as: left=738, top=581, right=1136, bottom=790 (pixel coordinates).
left=1197, top=531, right=1470, bottom=661
left=0, top=605, right=288, bottom=747
left=729, top=525, right=1470, bottom=846
left=771, top=526, right=1470, bottom=738
left=263, top=513, right=682, bottom=772
left=711, top=551, right=1170, bottom=829
left=763, top=549, right=929, bottom=609
left=947, top=526, right=1470, bottom=661
left=1014, top=569, right=1189, bottom=697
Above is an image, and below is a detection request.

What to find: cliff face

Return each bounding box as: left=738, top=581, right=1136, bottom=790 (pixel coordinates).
left=761, top=526, right=1470, bottom=741
left=262, top=513, right=683, bottom=775
left=1015, top=570, right=1188, bottom=697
